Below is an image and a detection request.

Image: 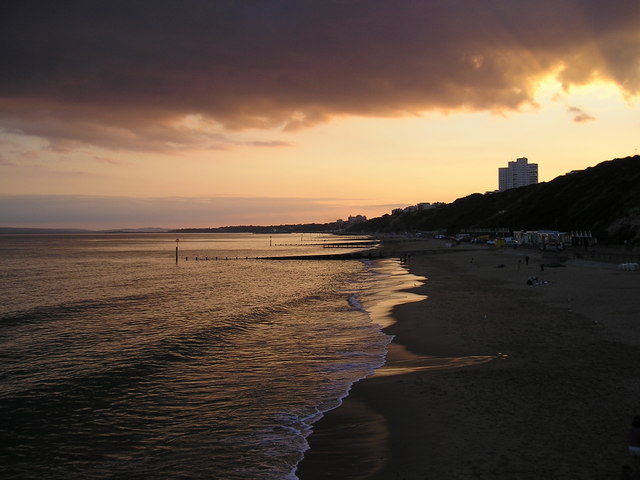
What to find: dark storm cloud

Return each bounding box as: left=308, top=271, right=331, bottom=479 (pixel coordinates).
left=1, top=0, right=638, bottom=150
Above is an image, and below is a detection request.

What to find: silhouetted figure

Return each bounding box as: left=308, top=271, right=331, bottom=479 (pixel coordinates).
left=525, top=255, right=529, bottom=265
left=540, top=263, right=544, bottom=272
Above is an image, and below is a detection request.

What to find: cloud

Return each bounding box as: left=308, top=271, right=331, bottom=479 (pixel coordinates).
left=0, top=155, right=15, bottom=167
left=91, top=155, right=132, bottom=166
left=240, top=140, right=294, bottom=148
left=0, top=103, right=233, bottom=152
left=1, top=0, right=638, bottom=151
left=0, top=137, right=42, bottom=162
left=567, top=106, right=596, bottom=123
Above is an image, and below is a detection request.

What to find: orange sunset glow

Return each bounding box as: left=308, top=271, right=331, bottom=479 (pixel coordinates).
left=1, top=1, right=638, bottom=229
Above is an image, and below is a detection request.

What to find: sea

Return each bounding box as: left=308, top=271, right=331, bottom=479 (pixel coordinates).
left=0, top=233, right=422, bottom=480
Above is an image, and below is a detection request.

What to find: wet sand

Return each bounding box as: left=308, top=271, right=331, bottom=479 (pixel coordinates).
left=297, top=243, right=640, bottom=479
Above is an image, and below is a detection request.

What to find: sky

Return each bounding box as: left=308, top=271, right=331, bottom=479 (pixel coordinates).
left=1, top=0, right=639, bottom=229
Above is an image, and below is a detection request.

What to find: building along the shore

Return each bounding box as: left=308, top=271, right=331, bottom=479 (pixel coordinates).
left=498, top=157, right=538, bottom=191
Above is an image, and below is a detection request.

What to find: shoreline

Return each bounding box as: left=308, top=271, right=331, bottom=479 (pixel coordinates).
left=297, top=243, right=640, bottom=479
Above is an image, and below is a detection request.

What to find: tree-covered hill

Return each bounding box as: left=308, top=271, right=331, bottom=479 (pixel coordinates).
left=349, top=155, right=640, bottom=243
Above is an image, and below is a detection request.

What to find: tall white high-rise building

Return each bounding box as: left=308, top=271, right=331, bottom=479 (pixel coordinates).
left=498, top=157, right=538, bottom=191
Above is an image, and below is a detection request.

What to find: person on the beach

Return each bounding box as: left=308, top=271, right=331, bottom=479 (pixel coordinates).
left=628, top=416, right=640, bottom=475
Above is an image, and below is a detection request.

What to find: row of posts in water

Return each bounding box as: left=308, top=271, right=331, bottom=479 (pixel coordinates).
left=175, top=238, right=283, bottom=264
left=173, top=237, right=378, bottom=264
left=184, top=256, right=253, bottom=261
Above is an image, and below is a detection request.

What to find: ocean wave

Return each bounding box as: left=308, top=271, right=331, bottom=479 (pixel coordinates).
left=347, top=293, right=366, bottom=312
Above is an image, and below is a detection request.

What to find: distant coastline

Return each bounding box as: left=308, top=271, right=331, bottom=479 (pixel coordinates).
left=169, top=223, right=344, bottom=234
left=0, top=227, right=170, bottom=234
left=0, top=223, right=345, bottom=235
left=0, top=227, right=95, bottom=235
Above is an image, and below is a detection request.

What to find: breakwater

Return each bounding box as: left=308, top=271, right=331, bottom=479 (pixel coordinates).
left=262, top=248, right=475, bottom=261
left=178, top=247, right=476, bottom=262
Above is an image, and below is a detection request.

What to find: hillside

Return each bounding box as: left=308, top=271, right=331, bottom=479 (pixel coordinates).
left=349, top=155, right=640, bottom=244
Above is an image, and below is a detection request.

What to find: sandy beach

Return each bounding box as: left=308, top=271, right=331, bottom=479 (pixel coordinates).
left=298, top=242, right=640, bottom=479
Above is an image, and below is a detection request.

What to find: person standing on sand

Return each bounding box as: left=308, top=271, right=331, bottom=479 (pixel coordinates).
left=629, top=416, right=640, bottom=475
